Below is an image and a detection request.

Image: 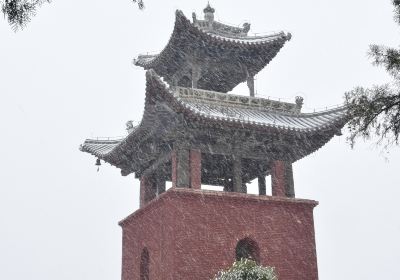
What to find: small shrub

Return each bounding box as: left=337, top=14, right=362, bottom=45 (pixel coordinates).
left=214, top=259, right=278, bottom=280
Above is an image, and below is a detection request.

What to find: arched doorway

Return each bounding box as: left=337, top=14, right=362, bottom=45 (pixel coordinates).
left=235, top=237, right=260, bottom=264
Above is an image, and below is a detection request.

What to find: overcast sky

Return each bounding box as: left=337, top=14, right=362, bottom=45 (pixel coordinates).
left=1, top=0, right=400, bottom=279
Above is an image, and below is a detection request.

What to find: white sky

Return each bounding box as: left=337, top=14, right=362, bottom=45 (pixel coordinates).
left=1, top=0, right=400, bottom=279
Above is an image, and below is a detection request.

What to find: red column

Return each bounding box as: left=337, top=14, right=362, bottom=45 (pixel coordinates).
left=140, top=175, right=156, bottom=207
left=271, top=160, right=295, bottom=198
left=140, top=176, right=148, bottom=207
left=232, top=155, right=243, bottom=193
left=271, top=160, right=286, bottom=197
left=190, top=149, right=201, bottom=189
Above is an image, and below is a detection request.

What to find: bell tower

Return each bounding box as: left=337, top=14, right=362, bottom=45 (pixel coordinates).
left=80, top=4, right=348, bottom=280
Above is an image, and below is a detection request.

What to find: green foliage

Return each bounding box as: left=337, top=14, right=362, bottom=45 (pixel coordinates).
left=1, top=0, right=144, bottom=31
left=135, top=0, right=144, bottom=10
left=1, top=0, right=50, bottom=31
left=394, top=0, right=400, bottom=23
left=345, top=0, right=400, bottom=149
left=345, top=85, right=400, bottom=148
left=214, top=259, right=278, bottom=280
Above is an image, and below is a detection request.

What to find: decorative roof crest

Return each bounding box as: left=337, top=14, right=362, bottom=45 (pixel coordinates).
left=203, top=2, right=215, bottom=14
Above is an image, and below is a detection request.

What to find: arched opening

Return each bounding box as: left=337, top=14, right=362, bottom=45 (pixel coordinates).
left=235, top=237, right=260, bottom=264
left=140, top=247, right=150, bottom=280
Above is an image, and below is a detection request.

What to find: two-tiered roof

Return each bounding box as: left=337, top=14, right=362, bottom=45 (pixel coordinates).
left=80, top=5, right=348, bottom=205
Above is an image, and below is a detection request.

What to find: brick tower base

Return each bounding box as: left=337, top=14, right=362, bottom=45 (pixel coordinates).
left=119, top=188, right=319, bottom=280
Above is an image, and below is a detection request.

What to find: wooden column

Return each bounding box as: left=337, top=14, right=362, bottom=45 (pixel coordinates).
left=242, top=182, right=248, bottom=194
left=247, top=75, right=255, bottom=97
left=172, top=145, right=195, bottom=188
left=140, top=175, right=157, bottom=207
left=232, top=156, right=244, bottom=193
left=192, top=66, right=201, bottom=89
left=190, top=149, right=202, bottom=189
left=172, top=148, right=190, bottom=188
left=258, top=175, right=266, bottom=195
left=155, top=175, right=166, bottom=195
left=285, top=163, right=295, bottom=197
left=172, top=147, right=202, bottom=189
left=172, top=150, right=177, bottom=188
left=271, top=160, right=295, bottom=198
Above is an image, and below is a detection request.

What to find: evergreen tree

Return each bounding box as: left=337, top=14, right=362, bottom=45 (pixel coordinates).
left=345, top=0, right=400, bottom=149
left=214, top=259, right=277, bottom=280
left=1, top=0, right=144, bottom=31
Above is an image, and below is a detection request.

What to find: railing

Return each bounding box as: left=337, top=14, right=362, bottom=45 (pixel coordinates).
left=173, top=86, right=302, bottom=114
left=172, top=86, right=347, bottom=115
left=88, top=136, right=126, bottom=141
left=302, top=103, right=346, bottom=113
left=211, top=17, right=290, bottom=37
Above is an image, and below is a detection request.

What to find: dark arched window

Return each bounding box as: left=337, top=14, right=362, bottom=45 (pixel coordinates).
left=235, top=237, right=260, bottom=264
left=140, top=247, right=150, bottom=280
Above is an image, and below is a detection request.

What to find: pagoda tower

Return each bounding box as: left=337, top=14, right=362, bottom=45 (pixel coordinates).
left=80, top=5, right=348, bottom=280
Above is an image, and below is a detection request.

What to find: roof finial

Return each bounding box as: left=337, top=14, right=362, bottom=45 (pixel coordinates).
left=203, top=2, right=215, bottom=22
left=203, top=2, right=215, bottom=14
left=295, top=96, right=304, bottom=111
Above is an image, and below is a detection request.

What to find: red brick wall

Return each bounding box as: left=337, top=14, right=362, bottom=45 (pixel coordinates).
left=120, top=189, right=319, bottom=280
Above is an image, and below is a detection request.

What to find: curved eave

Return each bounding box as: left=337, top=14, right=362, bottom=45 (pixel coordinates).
left=80, top=70, right=350, bottom=175
left=145, top=70, right=349, bottom=134
left=80, top=105, right=163, bottom=175
left=80, top=139, right=122, bottom=159
left=134, top=10, right=291, bottom=92
left=179, top=100, right=348, bottom=134
left=80, top=136, right=133, bottom=173
left=145, top=69, right=349, bottom=163
left=135, top=11, right=290, bottom=68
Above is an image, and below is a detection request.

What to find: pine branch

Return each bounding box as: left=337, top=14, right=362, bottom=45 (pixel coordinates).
left=393, top=0, right=400, bottom=23
left=1, top=0, right=50, bottom=31
left=1, top=0, right=144, bottom=31
left=133, top=0, right=144, bottom=10
left=369, top=44, right=400, bottom=78
left=343, top=1, right=400, bottom=150
left=345, top=85, right=400, bottom=148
